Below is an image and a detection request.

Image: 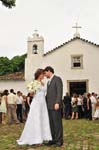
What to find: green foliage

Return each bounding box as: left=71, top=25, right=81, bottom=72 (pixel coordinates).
left=0, top=0, right=16, bottom=8
left=0, top=54, right=27, bottom=76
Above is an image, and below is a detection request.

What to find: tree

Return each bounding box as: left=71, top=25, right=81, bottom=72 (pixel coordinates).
left=0, top=57, right=12, bottom=75
left=0, top=54, right=27, bottom=76
left=0, top=0, right=16, bottom=8
left=11, top=54, right=26, bottom=72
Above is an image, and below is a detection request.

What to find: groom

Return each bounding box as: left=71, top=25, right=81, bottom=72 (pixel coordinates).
left=44, top=66, right=63, bottom=147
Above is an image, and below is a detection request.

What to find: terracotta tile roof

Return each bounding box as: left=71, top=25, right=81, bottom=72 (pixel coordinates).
left=44, top=37, right=99, bottom=56
left=0, top=72, right=25, bottom=80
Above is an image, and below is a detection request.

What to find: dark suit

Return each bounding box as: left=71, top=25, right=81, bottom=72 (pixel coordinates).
left=46, top=75, right=63, bottom=144
left=63, top=95, right=71, bottom=119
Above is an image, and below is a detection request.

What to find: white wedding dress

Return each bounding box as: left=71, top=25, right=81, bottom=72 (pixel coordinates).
left=17, top=85, right=52, bottom=145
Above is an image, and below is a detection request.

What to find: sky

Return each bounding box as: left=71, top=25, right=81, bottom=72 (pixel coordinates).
left=0, top=0, right=99, bottom=59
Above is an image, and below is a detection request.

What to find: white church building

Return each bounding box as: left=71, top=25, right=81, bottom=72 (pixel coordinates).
left=25, top=29, right=99, bottom=96
left=0, top=27, right=99, bottom=95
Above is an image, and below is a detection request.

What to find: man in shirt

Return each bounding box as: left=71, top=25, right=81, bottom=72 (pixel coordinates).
left=7, top=89, right=19, bottom=125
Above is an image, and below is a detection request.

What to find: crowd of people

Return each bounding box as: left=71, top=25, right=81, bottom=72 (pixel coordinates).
left=0, top=89, right=99, bottom=125
left=63, top=92, right=99, bottom=120
left=0, top=89, right=34, bottom=125
left=1, top=67, right=99, bottom=147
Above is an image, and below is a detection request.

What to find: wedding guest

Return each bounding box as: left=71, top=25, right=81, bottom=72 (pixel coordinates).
left=0, top=112, right=1, bottom=123
left=0, top=93, right=2, bottom=105
left=27, top=92, right=33, bottom=108
left=83, top=93, right=88, bottom=119
left=63, top=92, right=71, bottom=119
left=77, top=95, right=83, bottom=119
left=22, top=95, right=27, bottom=121
left=0, top=90, right=8, bottom=124
left=93, top=97, right=99, bottom=120
left=71, top=93, right=78, bottom=119
left=0, top=93, right=2, bottom=123
left=25, top=93, right=30, bottom=115
left=16, top=91, right=23, bottom=123
left=25, top=92, right=33, bottom=115
left=86, top=93, right=92, bottom=120
left=90, top=92, right=97, bottom=119
left=7, top=89, right=19, bottom=125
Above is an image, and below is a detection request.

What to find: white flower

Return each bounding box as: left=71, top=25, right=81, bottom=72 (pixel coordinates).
left=27, top=80, right=41, bottom=93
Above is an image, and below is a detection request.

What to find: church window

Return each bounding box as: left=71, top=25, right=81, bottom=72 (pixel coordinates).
left=71, top=55, right=83, bottom=69
left=33, top=44, right=38, bottom=54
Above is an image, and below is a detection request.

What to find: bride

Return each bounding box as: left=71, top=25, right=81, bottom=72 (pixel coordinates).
left=17, top=69, right=52, bottom=145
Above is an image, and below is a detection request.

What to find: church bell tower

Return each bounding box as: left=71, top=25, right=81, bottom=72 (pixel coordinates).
left=25, top=31, right=44, bottom=81
left=27, top=30, right=44, bottom=56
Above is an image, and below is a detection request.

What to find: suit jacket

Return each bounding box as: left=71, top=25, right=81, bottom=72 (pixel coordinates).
left=63, top=96, right=71, bottom=106
left=46, top=75, right=63, bottom=110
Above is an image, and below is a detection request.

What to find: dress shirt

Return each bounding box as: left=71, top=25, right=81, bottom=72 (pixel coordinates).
left=48, top=74, right=54, bottom=85
left=16, top=96, right=23, bottom=104
left=7, top=93, right=16, bottom=104
left=90, top=96, right=96, bottom=104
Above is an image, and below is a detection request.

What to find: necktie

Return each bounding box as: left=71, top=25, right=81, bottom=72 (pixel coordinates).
left=47, top=81, right=50, bottom=87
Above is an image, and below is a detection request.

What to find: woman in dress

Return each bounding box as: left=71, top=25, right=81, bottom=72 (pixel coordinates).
left=93, top=97, right=99, bottom=120
left=0, top=89, right=8, bottom=124
left=17, top=69, right=52, bottom=145
left=71, top=93, right=78, bottom=119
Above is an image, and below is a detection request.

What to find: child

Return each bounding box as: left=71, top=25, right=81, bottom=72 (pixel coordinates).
left=93, top=97, right=99, bottom=120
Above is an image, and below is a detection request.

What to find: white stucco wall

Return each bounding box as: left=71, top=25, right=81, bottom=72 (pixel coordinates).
left=2, top=38, right=98, bottom=96
left=25, top=55, right=43, bottom=81
left=42, top=39, right=99, bottom=94
left=0, top=80, right=28, bottom=95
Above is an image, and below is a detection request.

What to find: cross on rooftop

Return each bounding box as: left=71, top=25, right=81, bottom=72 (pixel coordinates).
left=72, top=23, right=82, bottom=34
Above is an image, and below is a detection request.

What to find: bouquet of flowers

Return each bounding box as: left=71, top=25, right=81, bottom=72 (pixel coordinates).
left=27, top=80, right=41, bottom=93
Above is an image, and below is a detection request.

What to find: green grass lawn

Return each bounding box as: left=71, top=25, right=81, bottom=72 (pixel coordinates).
left=0, top=119, right=99, bottom=150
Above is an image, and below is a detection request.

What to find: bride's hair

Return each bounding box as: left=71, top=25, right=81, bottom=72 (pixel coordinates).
left=34, top=68, right=44, bottom=80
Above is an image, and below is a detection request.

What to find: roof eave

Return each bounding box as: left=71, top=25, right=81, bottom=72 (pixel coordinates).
left=43, top=37, right=99, bottom=56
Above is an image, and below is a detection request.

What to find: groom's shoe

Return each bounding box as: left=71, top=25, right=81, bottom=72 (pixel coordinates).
left=45, top=141, right=55, bottom=146
left=55, top=142, right=63, bottom=147
left=55, top=141, right=63, bottom=147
